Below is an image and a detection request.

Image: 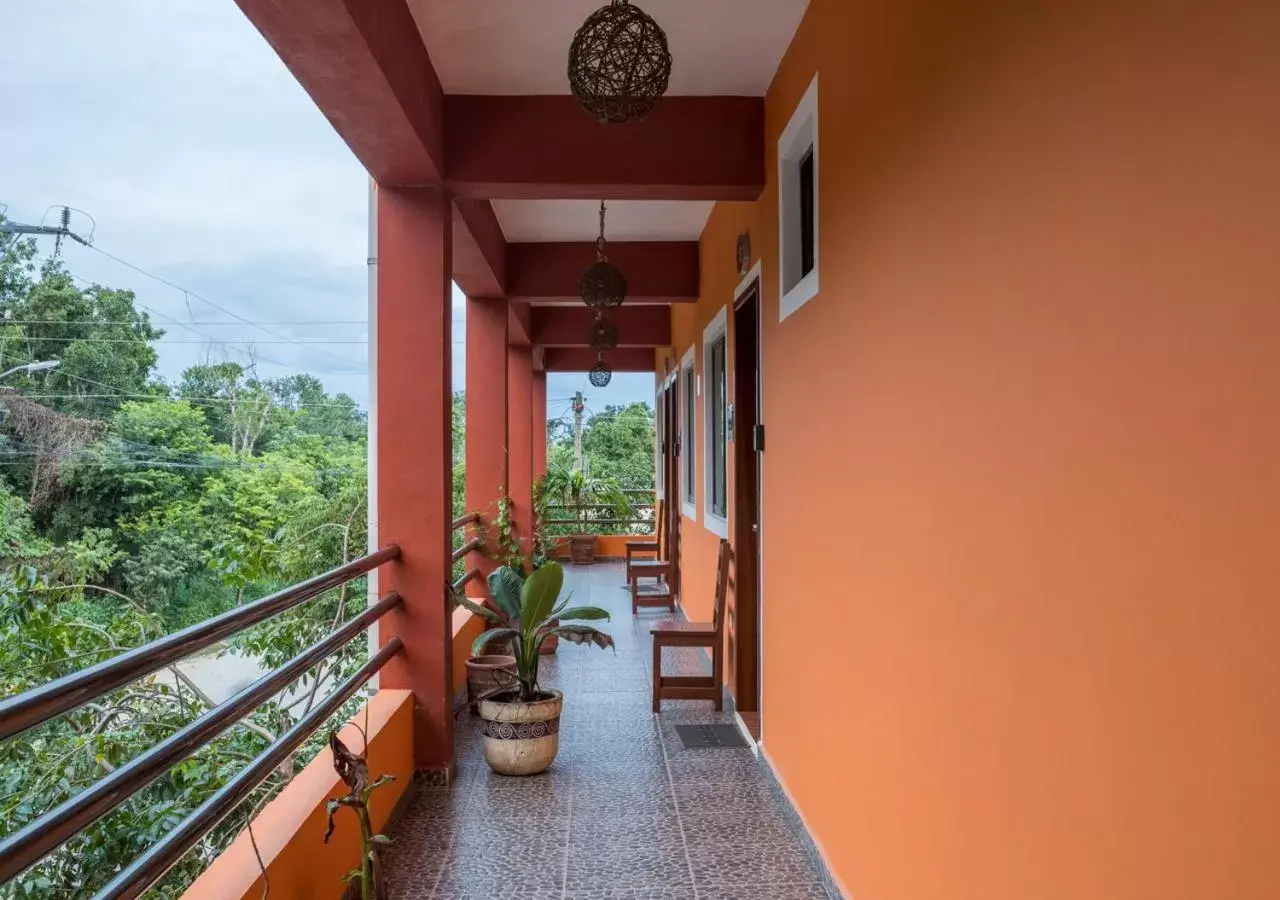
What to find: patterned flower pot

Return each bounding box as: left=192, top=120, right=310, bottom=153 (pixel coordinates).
left=568, top=534, right=596, bottom=565
left=478, top=690, right=563, bottom=776
left=465, top=655, right=517, bottom=714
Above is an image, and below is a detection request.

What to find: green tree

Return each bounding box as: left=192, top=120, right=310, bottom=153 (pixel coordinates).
left=0, top=263, right=163, bottom=419
left=579, top=402, right=655, bottom=489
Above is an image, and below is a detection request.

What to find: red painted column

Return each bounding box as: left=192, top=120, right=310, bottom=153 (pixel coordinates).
left=465, top=298, right=509, bottom=585
left=532, top=370, right=548, bottom=482
left=507, top=346, right=534, bottom=562
left=376, top=186, right=454, bottom=774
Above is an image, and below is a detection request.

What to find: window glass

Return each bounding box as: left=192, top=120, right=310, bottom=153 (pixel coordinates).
left=683, top=365, right=696, bottom=505
left=709, top=335, right=727, bottom=518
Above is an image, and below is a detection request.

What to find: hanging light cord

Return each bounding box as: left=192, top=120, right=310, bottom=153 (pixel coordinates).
left=596, top=200, right=608, bottom=262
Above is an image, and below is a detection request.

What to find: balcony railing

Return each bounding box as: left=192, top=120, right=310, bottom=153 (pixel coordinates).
left=451, top=511, right=482, bottom=593
left=544, top=488, right=656, bottom=533
left=0, top=546, right=403, bottom=899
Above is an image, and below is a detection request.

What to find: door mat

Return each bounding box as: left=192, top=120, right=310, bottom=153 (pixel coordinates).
left=674, top=724, right=749, bottom=749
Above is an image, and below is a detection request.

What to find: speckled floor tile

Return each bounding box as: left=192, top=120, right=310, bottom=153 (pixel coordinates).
left=564, top=844, right=694, bottom=891
left=698, top=883, right=832, bottom=900
left=383, top=563, right=838, bottom=900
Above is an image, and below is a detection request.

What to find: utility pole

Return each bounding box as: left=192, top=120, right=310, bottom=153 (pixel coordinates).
left=572, top=391, right=585, bottom=467
left=0, top=207, right=94, bottom=256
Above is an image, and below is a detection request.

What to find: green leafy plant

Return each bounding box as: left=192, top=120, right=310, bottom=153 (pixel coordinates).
left=325, top=730, right=395, bottom=900
left=457, top=561, right=614, bottom=702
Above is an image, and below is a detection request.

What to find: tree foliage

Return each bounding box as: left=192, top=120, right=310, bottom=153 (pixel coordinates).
left=0, top=229, right=377, bottom=897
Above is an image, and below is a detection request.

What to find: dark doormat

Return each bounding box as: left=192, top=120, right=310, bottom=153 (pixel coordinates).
left=674, top=724, right=749, bottom=749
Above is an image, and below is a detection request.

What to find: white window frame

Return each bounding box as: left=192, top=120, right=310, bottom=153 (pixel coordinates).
left=654, top=385, right=664, bottom=501
left=778, top=73, right=820, bottom=322
left=702, top=307, right=729, bottom=538
left=679, top=346, right=698, bottom=521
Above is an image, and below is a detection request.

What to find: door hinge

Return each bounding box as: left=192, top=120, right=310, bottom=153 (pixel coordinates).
left=752, top=424, right=765, bottom=452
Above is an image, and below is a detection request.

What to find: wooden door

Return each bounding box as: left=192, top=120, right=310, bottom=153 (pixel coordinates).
left=732, top=280, right=763, bottom=713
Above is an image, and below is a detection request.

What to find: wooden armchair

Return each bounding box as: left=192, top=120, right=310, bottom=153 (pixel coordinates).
left=625, top=499, right=665, bottom=582
left=650, top=538, right=729, bottom=712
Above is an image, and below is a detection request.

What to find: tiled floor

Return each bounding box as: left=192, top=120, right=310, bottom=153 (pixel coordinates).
left=383, top=563, right=834, bottom=900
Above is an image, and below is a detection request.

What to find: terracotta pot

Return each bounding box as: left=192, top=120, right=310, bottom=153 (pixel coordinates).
left=539, top=618, right=560, bottom=655
left=465, top=655, right=517, bottom=714
left=568, top=534, right=596, bottom=565
left=478, top=690, right=563, bottom=776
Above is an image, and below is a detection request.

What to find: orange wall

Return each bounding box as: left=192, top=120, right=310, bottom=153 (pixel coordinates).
left=182, top=690, right=414, bottom=900
left=550, top=534, right=651, bottom=560
left=672, top=0, right=1280, bottom=898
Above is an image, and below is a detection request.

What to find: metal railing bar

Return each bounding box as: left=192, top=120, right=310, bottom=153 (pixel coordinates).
left=545, top=519, right=653, bottom=526
left=0, top=593, right=404, bottom=883
left=451, top=512, right=479, bottom=530
left=451, top=568, right=481, bottom=593
left=0, top=545, right=400, bottom=743
left=451, top=538, right=482, bottom=564
left=91, top=637, right=403, bottom=900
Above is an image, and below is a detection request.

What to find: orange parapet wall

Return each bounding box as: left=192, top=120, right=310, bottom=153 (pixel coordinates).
left=548, top=534, right=649, bottom=561
left=181, top=690, right=414, bottom=900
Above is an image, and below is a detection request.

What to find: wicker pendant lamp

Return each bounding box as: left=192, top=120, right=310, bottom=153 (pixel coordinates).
left=589, top=353, right=613, bottom=388
left=568, top=0, right=672, bottom=124
left=579, top=201, right=626, bottom=311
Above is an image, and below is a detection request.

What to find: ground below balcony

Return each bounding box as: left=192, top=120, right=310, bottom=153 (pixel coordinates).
left=382, top=562, right=835, bottom=900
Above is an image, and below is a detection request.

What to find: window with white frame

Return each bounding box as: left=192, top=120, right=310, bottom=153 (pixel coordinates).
left=703, top=308, right=729, bottom=536
left=779, top=73, right=819, bottom=321
left=680, top=347, right=697, bottom=519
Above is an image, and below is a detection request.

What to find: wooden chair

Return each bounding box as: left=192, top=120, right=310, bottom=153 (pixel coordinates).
left=650, top=538, right=729, bottom=712
left=629, top=517, right=679, bottom=614
left=624, top=498, right=665, bottom=582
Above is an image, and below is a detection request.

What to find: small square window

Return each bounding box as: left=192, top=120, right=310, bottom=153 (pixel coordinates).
left=778, top=74, right=819, bottom=321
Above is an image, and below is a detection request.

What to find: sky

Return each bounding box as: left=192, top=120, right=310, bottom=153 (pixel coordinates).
left=0, top=0, right=654, bottom=419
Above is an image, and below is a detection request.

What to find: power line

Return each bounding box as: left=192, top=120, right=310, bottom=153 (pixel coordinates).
left=7, top=393, right=362, bottom=410
left=82, top=243, right=366, bottom=369
left=1, top=336, right=370, bottom=345
left=1, top=319, right=367, bottom=327
left=59, top=270, right=355, bottom=374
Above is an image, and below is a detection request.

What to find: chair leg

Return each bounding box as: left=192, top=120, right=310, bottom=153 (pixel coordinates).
left=631, top=576, right=638, bottom=616
left=651, top=639, right=662, bottom=713
left=712, top=642, right=724, bottom=711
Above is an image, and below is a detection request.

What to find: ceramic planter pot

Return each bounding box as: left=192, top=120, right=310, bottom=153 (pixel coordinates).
left=568, top=534, right=596, bottom=565
left=464, top=654, right=517, bottom=713
left=539, top=618, right=560, bottom=655
left=478, top=690, right=563, bottom=776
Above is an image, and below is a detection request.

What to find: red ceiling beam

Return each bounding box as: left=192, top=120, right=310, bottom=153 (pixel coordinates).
left=506, top=242, right=699, bottom=305
left=452, top=199, right=506, bottom=297
left=531, top=306, right=670, bottom=348
left=445, top=96, right=764, bottom=201
left=235, top=0, right=444, bottom=185
left=543, top=347, right=656, bottom=373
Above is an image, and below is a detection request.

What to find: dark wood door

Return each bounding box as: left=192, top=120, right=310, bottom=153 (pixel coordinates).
left=732, top=281, right=763, bottom=712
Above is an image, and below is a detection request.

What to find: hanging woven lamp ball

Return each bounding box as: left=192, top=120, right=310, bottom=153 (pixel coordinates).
left=579, top=259, right=627, bottom=310
left=568, top=0, right=672, bottom=124
left=589, top=357, right=613, bottom=388
left=587, top=315, right=619, bottom=351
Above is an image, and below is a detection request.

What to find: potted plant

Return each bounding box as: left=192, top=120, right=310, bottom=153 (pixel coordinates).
left=455, top=561, right=614, bottom=775
left=540, top=453, right=633, bottom=565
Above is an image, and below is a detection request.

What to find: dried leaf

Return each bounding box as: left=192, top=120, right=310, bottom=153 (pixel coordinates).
left=330, top=731, right=368, bottom=795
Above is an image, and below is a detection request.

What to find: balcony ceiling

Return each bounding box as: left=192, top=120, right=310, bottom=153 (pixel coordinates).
left=493, top=199, right=713, bottom=243
left=407, top=0, right=810, bottom=96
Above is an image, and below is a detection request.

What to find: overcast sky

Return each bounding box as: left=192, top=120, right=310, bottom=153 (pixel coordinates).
left=0, top=0, right=653, bottom=421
